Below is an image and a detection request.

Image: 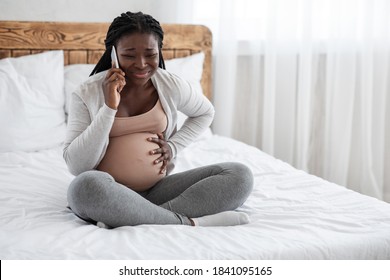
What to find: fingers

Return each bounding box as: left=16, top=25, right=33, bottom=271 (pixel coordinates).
left=150, top=146, right=169, bottom=175
left=102, top=68, right=126, bottom=109
left=108, top=65, right=125, bottom=76
left=148, top=137, right=162, bottom=148
left=148, top=132, right=164, bottom=140
left=107, top=69, right=125, bottom=83
left=156, top=133, right=164, bottom=139
left=107, top=73, right=122, bottom=82
left=150, top=148, right=169, bottom=160
left=147, top=134, right=171, bottom=174
left=106, top=69, right=126, bottom=92
left=160, top=160, right=167, bottom=174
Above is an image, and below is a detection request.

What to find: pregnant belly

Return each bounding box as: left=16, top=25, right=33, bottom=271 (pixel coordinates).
left=97, top=132, right=166, bottom=191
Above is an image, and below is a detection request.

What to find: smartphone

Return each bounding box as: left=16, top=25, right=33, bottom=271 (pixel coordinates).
left=111, top=46, right=119, bottom=68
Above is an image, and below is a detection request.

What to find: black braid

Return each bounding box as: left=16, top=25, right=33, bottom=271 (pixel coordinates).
left=90, top=11, right=165, bottom=76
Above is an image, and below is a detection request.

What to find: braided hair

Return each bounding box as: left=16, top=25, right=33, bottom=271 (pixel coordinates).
left=90, top=11, right=165, bottom=76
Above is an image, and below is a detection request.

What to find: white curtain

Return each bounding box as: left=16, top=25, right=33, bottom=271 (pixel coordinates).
left=151, top=0, right=390, bottom=202
left=188, top=0, right=390, bottom=202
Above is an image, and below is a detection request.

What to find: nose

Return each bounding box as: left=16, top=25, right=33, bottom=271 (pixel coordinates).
left=135, top=56, right=146, bottom=68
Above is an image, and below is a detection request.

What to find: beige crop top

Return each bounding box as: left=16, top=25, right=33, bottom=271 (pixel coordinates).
left=97, top=100, right=167, bottom=192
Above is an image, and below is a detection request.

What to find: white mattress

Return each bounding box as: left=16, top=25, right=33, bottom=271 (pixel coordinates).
left=1, top=134, right=390, bottom=260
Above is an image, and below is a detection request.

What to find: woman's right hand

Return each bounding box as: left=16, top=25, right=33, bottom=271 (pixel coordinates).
left=102, top=64, right=126, bottom=110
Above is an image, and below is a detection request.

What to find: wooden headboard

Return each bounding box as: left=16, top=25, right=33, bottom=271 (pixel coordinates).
left=0, top=21, right=212, bottom=100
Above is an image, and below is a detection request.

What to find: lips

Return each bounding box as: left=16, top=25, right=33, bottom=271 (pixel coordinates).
left=132, top=71, right=150, bottom=79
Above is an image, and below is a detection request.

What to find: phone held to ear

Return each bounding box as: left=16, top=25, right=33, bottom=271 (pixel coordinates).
left=111, top=46, right=119, bottom=68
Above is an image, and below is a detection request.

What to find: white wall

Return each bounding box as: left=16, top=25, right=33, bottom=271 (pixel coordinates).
left=0, top=0, right=193, bottom=24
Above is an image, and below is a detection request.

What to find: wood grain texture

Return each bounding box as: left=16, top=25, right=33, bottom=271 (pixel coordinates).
left=0, top=21, right=212, bottom=100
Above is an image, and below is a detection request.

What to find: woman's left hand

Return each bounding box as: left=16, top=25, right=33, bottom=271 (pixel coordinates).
left=148, top=133, right=172, bottom=174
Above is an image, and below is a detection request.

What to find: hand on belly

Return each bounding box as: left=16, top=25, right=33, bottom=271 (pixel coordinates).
left=97, top=132, right=166, bottom=191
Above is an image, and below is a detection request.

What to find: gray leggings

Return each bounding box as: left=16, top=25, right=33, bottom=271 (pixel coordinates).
left=67, top=162, right=253, bottom=227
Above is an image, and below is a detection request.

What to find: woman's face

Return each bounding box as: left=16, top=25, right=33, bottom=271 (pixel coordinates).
left=116, top=32, right=160, bottom=86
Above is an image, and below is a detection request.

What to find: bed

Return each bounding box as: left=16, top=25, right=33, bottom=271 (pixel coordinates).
left=1, top=20, right=390, bottom=260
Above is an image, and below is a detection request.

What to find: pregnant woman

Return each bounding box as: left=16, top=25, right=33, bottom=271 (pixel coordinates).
left=63, top=11, right=253, bottom=228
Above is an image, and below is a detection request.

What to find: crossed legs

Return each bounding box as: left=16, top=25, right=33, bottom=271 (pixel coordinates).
left=67, top=162, right=253, bottom=228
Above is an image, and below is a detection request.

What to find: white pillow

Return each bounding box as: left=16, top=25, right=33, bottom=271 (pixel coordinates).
left=165, top=52, right=204, bottom=95
left=64, top=64, right=95, bottom=116
left=165, top=52, right=212, bottom=140
left=0, top=51, right=66, bottom=152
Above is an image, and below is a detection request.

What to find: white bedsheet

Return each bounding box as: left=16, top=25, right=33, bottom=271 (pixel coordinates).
left=1, top=135, right=390, bottom=259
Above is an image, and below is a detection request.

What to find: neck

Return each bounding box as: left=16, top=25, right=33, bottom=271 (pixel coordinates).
left=122, top=79, right=153, bottom=96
